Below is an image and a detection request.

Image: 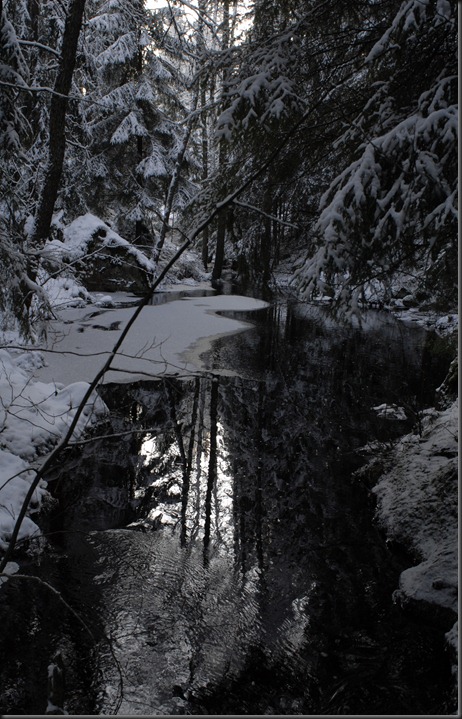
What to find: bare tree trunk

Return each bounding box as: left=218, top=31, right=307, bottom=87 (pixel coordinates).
left=211, top=0, right=230, bottom=283
left=212, top=206, right=226, bottom=283
left=0, top=90, right=324, bottom=572
left=135, top=44, right=145, bottom=246
left=261, top=184, right=273, bottom=286
left=201, top=78, right=209, bottom=270
left=29, top=0, right=86, bottom=255
left=198, top=0, right=210, bottom=270
left=18, top=0, right=86, bottom=325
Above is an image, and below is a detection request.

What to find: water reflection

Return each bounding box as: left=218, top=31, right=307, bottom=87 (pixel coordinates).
left=87, top=529, right=261, bottom=715
left=52, top=301, right=454, bottom=714
left=133, top=378, right=235, bottom=560
left=83, top=304, right=454, bottom=714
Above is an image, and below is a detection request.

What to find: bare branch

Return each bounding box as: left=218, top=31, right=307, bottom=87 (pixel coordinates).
left=233, top=199, right=299, bottom=228
left=0, top=573, right=96, bottom=640
left=0, top=78, right=338, bottom=572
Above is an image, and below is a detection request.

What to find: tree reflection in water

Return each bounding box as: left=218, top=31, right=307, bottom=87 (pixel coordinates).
left=57, top=302, right=454, bottom=714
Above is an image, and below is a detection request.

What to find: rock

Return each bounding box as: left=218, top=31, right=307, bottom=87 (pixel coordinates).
left=393, top=286, right=413, bottom=299
left=392, top=587, right=457, bottom=631
left=401, top=293, right=416, bottom=308
left=43, top=214, right=154, bottom=294
left=73, top=228, right=151, bottom=294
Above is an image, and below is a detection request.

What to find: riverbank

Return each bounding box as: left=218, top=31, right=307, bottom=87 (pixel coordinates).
left=356, top=394, right=458, bottom=688
left=0, top=275, right=457, bottom=579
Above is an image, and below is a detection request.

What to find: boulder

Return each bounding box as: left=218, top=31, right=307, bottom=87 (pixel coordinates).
left=43, top=214, right=154, bottom=294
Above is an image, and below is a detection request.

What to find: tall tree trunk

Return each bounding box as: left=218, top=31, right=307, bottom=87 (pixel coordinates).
left=135, top=45, right=145, bottom=246
left=135, top=135, right=145, bottom=246
left=30, top=0, right=86, bottom=250
left=201, top=79, right=209, bottom=270
left=212, top=207, right=226, bottom=283
left=18, top=0, right=86, bottom=326
left=261, top=184, right=273, bottom=287
left=28, top=0, right=86, bottom=273
left=211, top=0, right=230, bottom=283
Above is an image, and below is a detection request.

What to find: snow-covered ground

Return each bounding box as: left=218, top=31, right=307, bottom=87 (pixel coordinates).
left=0, top=347, right=107, bottom=555
left=372, top=400, right=458, bottom=662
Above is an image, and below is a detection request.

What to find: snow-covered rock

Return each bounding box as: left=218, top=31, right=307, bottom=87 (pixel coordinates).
left=371, top=400, right=458, bottom=661
left=42, top=213, right=155, bottom=294
left=372, top=403, right=407, bottom=421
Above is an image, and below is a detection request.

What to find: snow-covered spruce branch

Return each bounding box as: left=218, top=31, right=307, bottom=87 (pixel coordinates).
left=16, top=39, right=61, bottom=58
left=0, top=80, right=125, bottom=109
left=0, top=79, right=82, bottom=99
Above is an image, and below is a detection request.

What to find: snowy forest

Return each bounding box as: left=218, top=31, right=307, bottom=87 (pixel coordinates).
left=0, top=0, right=458, bottom=715
left=1, top=0, right=457, bottom=315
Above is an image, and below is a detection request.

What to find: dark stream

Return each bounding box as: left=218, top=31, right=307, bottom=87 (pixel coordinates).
left=0, top=292, right=456, bottom=715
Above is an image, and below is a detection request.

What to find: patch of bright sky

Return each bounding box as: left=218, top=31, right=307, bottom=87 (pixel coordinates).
left=146, top=0, right=252, bottom=37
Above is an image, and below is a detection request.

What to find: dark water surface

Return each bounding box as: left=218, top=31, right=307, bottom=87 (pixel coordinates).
left=0, top=294, right=455, bottom=715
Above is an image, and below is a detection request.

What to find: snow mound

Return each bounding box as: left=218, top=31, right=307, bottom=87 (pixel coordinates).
left=373, top=403, right=407, bottom=420
left=40, top=274, right=90, bottom=310
left=372, top=399, right=458, bottom=649
left=44, top=213, right=155, bottom=274
left=0, top=561, right=19, bottom=586
left=0, top=347, right=108, bottom=554
left=0, top=450, right=44, bottom=551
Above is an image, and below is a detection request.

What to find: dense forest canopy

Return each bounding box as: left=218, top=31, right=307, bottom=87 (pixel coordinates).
left=0, top=0, right=458, bottom=333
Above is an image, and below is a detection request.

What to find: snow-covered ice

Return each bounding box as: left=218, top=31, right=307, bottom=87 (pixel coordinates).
left=32, top=293, right=269, bottom=386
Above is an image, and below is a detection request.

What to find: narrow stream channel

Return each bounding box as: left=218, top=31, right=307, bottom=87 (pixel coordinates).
left=0, top=291, right=455, bottom=715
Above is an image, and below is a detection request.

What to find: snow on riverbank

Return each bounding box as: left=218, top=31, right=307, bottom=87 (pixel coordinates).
left=0, top=346, right=107, bottom=554
left=371, top=399, right=458, bottom=672
left=0, top=208, right=267, bottom=571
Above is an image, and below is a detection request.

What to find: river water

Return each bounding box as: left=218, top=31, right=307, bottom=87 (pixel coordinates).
left=0, top=292, right=456, bottom=715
